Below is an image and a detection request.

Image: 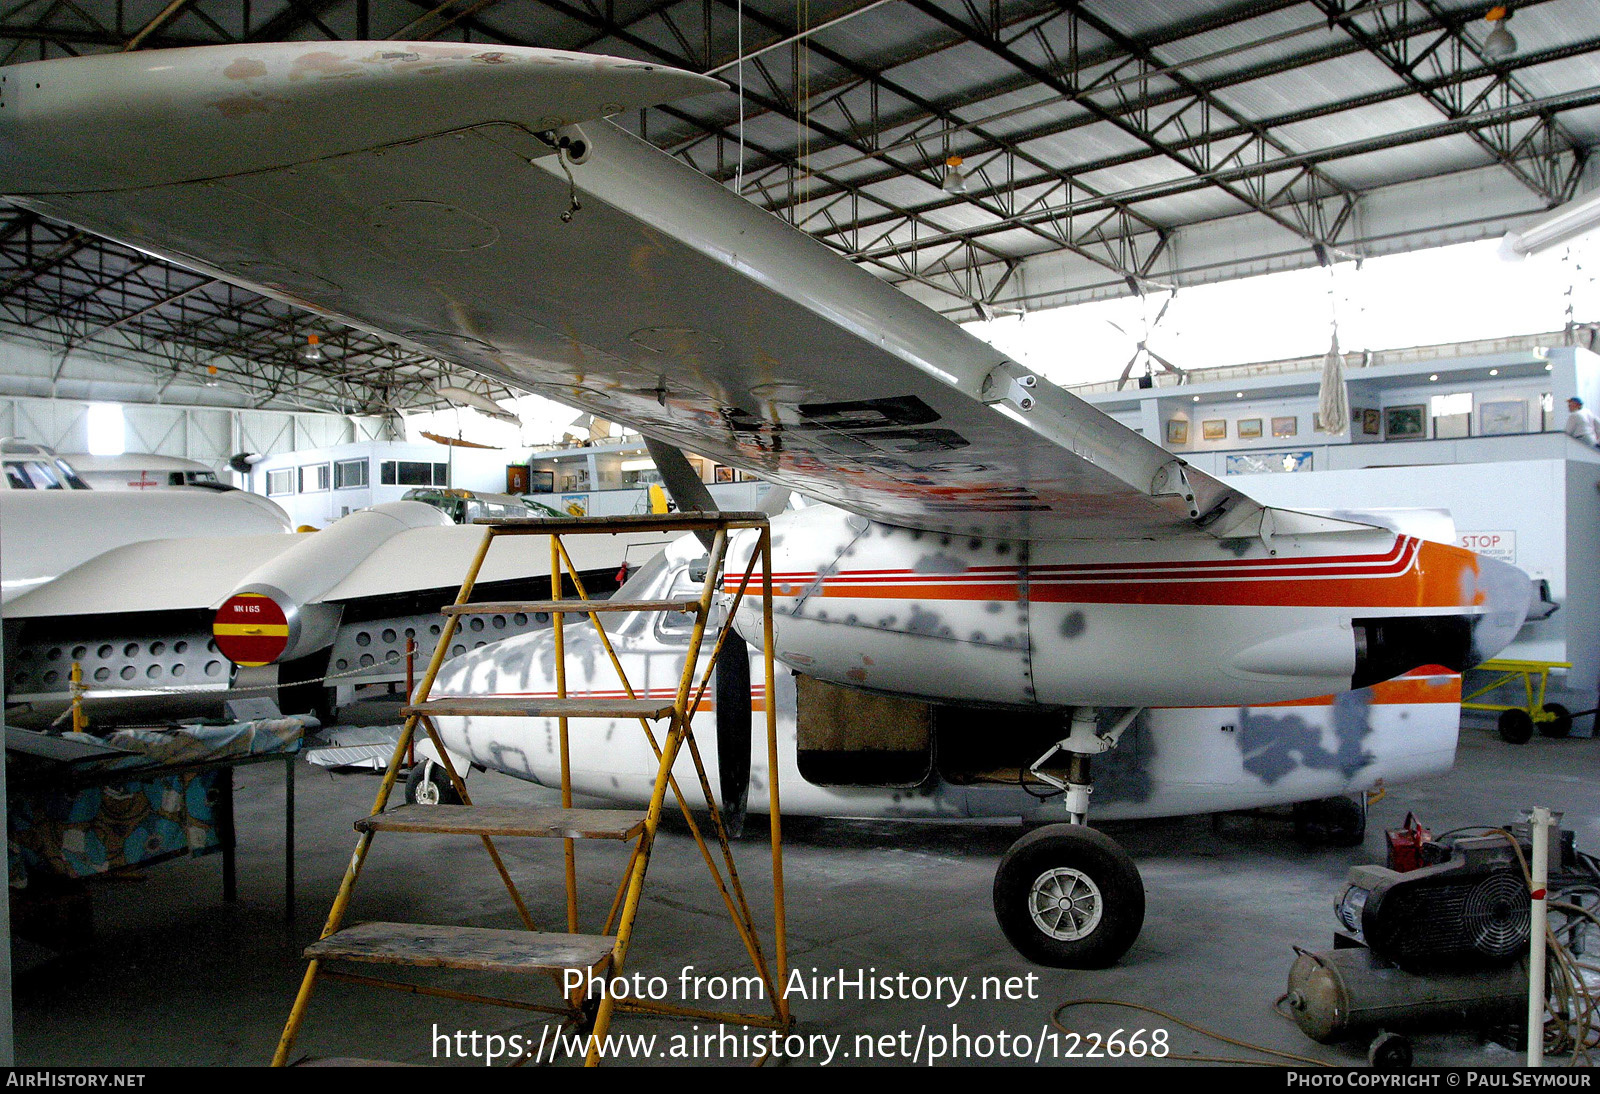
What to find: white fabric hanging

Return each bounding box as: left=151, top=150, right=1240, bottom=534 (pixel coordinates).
left=1317, top=331, right=1350, bottom=435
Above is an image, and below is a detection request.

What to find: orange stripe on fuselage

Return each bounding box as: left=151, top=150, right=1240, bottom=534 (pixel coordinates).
left=742, top=538, right=1483, bottom=611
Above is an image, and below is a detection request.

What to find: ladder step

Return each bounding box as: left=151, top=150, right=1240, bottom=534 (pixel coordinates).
left=356, top=804, right=647, bottom=841
left=443, top=598, right=702, bottom=616
left=404, top=696, right=678, bottom=720
left=306, top=922, right=615, bottom=976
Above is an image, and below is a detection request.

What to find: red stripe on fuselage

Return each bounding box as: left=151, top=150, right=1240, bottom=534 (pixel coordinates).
left=732, top=538, right=1469, bottom=609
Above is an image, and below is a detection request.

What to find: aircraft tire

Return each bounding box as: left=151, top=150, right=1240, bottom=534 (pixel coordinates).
left=992, top=824, right=1144, bottom=969
left=1497, top=708, right=1534, bottom=744
left=1538, top=703, right=1573, bottom=738
left=405, top=761, right=463, bottom=806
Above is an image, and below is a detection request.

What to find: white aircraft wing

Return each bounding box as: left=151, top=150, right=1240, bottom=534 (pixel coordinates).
left=2, top=43, right=1354, bottom=543
left=3, top=523, right=674, bottom=619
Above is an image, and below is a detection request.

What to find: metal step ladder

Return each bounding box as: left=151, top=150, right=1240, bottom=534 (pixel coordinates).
left=272, top=511, right=790, bottom=1067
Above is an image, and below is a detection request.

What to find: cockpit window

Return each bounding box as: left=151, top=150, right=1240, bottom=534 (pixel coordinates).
left=5, top=464, right=31, bottom=489
left=22, top=461, right=62, bottom=489
left=655, top=570, right=704, bottom=639
left=54, top=460, right=91, bottom=489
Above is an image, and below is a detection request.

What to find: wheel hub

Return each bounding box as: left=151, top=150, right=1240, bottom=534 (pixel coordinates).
left=1028, top=866, right=1103, bottom=941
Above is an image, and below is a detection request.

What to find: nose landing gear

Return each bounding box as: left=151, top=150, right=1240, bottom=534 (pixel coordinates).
left=993, top=708, right=1146, bottom=968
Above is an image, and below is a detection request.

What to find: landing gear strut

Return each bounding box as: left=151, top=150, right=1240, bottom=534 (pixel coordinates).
left=993, top=708, right=1146, bottom=968
left=405, top=758, right=463, bottom=806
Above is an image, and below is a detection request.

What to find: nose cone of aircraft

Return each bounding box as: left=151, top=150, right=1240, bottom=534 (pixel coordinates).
left=1468, top=551, right=1535, bottom=665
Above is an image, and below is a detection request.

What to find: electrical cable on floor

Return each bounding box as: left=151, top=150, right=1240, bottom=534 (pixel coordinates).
left=1051, top=998, right=1333, bottom=1067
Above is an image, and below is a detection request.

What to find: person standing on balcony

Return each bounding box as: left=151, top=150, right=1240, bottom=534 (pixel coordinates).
left=1565, top=397, right=1600, bottom=447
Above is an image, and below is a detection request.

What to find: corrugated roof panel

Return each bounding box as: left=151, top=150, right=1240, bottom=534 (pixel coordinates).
left=1316, top=135, right=1496, bottom=191
left=1213, top=51, right=1408, bottom=119
left=1271, top=96, right=1460, bottom=152
left=1120, top=187, right=1254, bottom=227
left=802, top=0, right=964, bottom=61
left=1056, top=155, right=1196, bottom=195
left=1090, top=0, right=1284, bottom=41
left=1147, top=5, right=1339, bottom=83
left=1014, top=119, right=1157, bottom=166
left=1513, top=53, right=1600, bottom=100
left=952, top=86, right=1092, bottom=144
left=1554, top=104, right=1600, bottom=145
left=858, top=173, right=953, bottom=210
left=916, top=202, right=1007, bottom=235
left=879, top=37, right=1034, bottom=104
left=940, top=226, right=1056, bottom=260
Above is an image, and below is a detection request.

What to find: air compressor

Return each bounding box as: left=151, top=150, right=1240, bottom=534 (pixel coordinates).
left=1282, top=819, right=1579, bottom=1066
left=1284, top=947, right=1526, bottom=1050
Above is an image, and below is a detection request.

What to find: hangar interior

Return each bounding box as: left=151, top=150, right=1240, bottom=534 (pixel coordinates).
left=1, top=0, right=1599, bottom=1071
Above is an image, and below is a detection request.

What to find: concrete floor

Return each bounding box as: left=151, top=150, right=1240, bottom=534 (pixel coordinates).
left=11, top=716, right=1598, bottom=1068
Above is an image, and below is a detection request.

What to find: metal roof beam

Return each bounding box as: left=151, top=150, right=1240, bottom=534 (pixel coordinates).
left=679, top=0, right=1173, bottom=284
left=847, top=83, right=1600, bottom=263
left=1312, top=0, right=1585, bottom=204
left=810, top=32, right=1600, bottom=248
left=906, top=0, right=1353, bottom=253
left=744, top=0, right=1572, bottom=219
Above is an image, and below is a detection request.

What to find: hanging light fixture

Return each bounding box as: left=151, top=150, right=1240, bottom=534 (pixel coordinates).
left=1482, top=6, right=1516, bottom=61
left=301, top=333, right=324, bottom=362
left=941, top=155, right=968, bottom=194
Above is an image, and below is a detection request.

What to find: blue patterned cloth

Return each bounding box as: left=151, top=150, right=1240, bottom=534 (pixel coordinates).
left=8, top=715, right=316, bottom=886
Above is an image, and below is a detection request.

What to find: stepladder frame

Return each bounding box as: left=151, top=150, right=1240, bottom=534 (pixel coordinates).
left=271, top=511, right=790, bottom=1067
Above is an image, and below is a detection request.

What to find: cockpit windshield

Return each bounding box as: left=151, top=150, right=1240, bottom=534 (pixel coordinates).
left=54, top=459, right=91, bottom=489
left=3, top=459, right=69, bottom=489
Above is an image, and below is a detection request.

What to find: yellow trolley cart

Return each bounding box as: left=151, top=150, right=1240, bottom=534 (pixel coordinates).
left=1462, top=658, right=1574, bottom=743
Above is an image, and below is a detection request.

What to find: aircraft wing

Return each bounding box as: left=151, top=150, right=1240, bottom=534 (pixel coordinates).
left=2, top=43, right=1359, bottom=543
left=3, top=523, right=674, bottom=619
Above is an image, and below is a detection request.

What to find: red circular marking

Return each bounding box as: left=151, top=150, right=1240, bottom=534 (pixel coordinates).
left=214, top=593, right=290, bottom=666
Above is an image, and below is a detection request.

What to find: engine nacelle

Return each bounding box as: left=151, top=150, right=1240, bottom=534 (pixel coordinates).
left=212, top=501, right=449, bottom=666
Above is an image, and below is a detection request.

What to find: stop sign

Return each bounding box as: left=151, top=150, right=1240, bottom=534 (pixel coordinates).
left=214, top=592, right=290, bottom=667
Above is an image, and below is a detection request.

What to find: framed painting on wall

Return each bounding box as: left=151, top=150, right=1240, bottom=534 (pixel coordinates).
left=1201, top=420, right=1226, bottom=441
left=1385, top=405, right=1426, bottom=440
left=1166, top=419, right=1189, bottom=444
left=1237, top=418, right=1263, bottom=440
left=1272, top=416, right=1297, bottom=438
left=1362, top=408, right=1381, bottom=435
left=1479, top=400, right=1528, bottom=436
